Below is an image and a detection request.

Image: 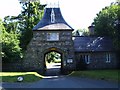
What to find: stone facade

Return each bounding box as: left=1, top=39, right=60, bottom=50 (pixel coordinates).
left=2, top=60, right=23, bottom=71
left=23, top=30, right=75, bottom=74
left=2, top=7, right=118, bottom=73
left=75, top=52, right=117, bottom=70
left=22, top=7, right=118, bottom=74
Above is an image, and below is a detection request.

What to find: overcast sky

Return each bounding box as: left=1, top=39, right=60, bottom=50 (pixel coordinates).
left=0, top=0, right=115, bottom=29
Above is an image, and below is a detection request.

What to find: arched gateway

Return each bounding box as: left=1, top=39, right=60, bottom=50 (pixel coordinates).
left=23, top=7, right=76, bottom=74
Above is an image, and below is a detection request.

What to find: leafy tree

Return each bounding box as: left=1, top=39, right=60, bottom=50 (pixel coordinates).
left=17, top=1, right=45, bottom=51
left=72, top=29, right=90, bottom=36
left=1, top=19, right=22, bottom=63
left=0, top=19, right=4, bottom=57
left=82, top=29, right=90, bottom=36
left=46, top=52, right=60, bottom=63
left=93, top=2, right=120, bottom=50
left=93, top=2, right=120, bottom=68
left=1, top=1, right=45, bottom=63
left=3, top=16, right=19, bottom=33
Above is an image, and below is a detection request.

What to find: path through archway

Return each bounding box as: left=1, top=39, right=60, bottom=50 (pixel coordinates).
left=44, top=50, right=63, bottom=76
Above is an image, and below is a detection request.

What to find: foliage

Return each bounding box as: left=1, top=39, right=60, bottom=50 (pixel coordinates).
left=93, top=2, right=120, bottom=50
left=0, top=19, right=5, bottom=57
left=1, top=19, right=22, bottom=63
left=72, top=29, right=90, bottom=36
left=1, top=1, right=45, bottom=63
left=3, top=16, right=19, bottom=33
left=82, top=29, right=90, bottom=36
left=17, top=1, right=45, bottom=51
left=45, top=51, right=61, bottom=63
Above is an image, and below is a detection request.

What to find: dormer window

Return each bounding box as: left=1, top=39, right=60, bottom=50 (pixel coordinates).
left=47, top=33, right=59, bottom=41
left=51, top=8, right=55, bottom=23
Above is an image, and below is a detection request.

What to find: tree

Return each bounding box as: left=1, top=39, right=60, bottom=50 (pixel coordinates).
left=72, top=28, right=90, bottom=36
left=17, top=1, right=45, bottom=51
left=0, top=19, right=5, bottom=58
left=93, top=2, right=120, bottom=50
left=3, top=16, right=19, bottom=33
left=46, top=52, right=60, bottom=63
left=1, top=19, right=22, bottom=63
left=1, top=1, right=45, bottom=63
left=93, top=2, right=120, bottom=68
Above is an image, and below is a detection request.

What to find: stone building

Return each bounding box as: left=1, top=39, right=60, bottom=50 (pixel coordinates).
left=74, top=36, right=117, bottom=70
left=23, top=7, right=75, bottom=74
left=23, top=6, right=117, bottom=74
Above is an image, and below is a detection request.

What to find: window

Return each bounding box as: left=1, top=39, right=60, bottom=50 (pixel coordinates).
left=80, top=54, right=90, bottom=64
left=51, top=8, right=55, bottom=23
left=85, top=55, right=90, bottom=64
left=106, top=53, right=111, bottom=63
left=47, top=33, right=59, bottom=41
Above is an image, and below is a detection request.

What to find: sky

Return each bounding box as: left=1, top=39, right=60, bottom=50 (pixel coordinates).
left=0, top=0, right=116, bottom=30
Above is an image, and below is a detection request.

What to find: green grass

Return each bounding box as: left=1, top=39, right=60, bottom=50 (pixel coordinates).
left=70, top=70, right=119, bottom=82
left=0, top=72, right=44, bottom=83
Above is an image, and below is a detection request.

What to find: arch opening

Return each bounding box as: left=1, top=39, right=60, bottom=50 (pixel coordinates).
left=44, top=48, right=63, bottom=76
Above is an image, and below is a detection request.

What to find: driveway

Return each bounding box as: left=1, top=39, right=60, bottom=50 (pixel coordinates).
left=1, top=75, right=119, bottom=89
left=1, top=64, right=119, bottom=89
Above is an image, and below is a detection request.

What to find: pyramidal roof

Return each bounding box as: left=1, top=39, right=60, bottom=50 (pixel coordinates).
left=33, top=6, right=73, bottom=30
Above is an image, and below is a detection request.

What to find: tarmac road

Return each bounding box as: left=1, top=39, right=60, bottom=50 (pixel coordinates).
left=1, top=75, right=119, bottom=89
left=1, top=63, right=119, bottom=89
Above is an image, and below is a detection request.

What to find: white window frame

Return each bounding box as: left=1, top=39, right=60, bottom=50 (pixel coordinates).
left=106, top=53, right=111, bottom=63
left=85, top=55, right=90, bottom=64
left=51, top=8, right=55, bottom=23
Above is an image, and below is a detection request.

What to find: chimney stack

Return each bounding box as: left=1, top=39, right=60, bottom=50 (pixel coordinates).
left=88, top=25, right=94, bottom=36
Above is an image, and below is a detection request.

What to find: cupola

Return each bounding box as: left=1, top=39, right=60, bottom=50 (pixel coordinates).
left=32, top=4, right=73, bottom=30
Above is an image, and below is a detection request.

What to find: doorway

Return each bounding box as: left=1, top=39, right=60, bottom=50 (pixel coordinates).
left=44, top=50, right=62, bottom=76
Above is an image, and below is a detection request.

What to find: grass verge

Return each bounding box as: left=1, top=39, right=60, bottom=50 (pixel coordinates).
left=69, top=70, right=119, bottom=82
left=0, top=72, right=44, bottom=83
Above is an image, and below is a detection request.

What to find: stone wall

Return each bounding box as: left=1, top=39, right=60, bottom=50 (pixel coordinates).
left=75, top=52, right=117, bottom=70
left=2, top=60, right=23, bottom=71
left=23, top=30, right=75, bottom=74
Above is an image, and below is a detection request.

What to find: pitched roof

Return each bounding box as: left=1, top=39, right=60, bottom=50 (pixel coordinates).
left=73, top=36, right=114, bottom=52
left=33, top=8, right=73, bottom=30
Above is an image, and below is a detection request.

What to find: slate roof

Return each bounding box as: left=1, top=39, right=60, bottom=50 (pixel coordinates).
left=33, top=8, right=73, bottom=30
left=73, top=36, right=114, bottom=52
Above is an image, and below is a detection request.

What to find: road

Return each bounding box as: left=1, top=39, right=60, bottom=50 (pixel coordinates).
left=1, top=75, right=119, bottom=89
left=1, top=63, right=119, bottom=89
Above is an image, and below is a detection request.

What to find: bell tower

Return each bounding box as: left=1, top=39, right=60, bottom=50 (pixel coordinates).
left=23, top=3, right=75, bottom=74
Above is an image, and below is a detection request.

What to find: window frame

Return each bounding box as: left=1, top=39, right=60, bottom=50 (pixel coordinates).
left=85, top=55, right=90, bottom=64
left=47, top=33, right=59, bottom=41
left=80, top=54, right=90, bottom=64
left=106, top=53, right=111, bottom=63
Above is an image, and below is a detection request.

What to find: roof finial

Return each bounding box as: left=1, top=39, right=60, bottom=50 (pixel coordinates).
left=46, top=0, right=59, bottom=8
left=58, top=0, right=59, bottom=7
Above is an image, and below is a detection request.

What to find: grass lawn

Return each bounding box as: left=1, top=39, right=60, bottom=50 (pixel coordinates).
left=70, top=70, right=119, bottom=82
left=0, top=72, right=44, bottom=83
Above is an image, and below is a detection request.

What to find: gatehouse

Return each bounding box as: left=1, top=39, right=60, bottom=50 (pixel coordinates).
left=23, top=7, right=75, bottom=74
left=22, top=5, right=117, bottom=75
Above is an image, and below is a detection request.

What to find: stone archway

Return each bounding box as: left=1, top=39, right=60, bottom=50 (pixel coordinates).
left=43, top=47, right=64, bottom=75
left=23, top=7, right=76, bottom=75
